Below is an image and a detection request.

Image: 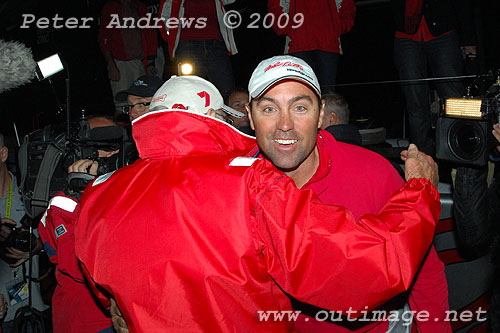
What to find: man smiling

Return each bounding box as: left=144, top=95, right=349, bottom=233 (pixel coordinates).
left=246, top=55, right=450, bottom=332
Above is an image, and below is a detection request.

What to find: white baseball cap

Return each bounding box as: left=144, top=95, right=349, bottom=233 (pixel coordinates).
left=149, top=75, right=245, bottom=118
left=248, top=55, right=321, bottom=101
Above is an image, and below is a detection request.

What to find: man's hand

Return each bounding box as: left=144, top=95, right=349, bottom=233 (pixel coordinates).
left=493, top=124, right=500, bottom=151
left=108, top=63, right=120, bottom=81
left=0, top=218, right=16, bottom=242
left=401, top=144, right=439, bottom=187
left=461, top=45, right=477, bottom=57
left=110, top=298, right=129, bottom=333
left=68, top=159, right=99, bottom=176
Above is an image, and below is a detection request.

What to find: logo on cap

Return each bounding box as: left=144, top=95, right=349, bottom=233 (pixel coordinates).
left=134, top=80, right=148, bottom=87
left=153, top=94, right=167, bottom=103
left=264, top=61, right=304, bottom=73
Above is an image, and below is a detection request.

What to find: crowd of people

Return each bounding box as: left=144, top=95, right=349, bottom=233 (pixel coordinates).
left=1, top=0, right=499, bottom=332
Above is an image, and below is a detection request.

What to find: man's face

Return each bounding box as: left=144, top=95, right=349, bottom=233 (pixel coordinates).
left=127, top=95, right=153, bottom=121
left=248, top=80, right=324, bottom=173
left=228, top=91, right=250, bottom=129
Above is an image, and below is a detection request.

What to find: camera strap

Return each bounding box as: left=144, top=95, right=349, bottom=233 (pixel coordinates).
left=5, top=179, right=12, bottom=218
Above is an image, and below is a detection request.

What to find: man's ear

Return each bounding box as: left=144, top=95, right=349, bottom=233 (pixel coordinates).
left=0, top=146, right=8, bottom=163
left=206, top=109, right=217, bottom=118
left=318, top=101, right=325, bottom=129
left=245, top=103, right=255, bottom=131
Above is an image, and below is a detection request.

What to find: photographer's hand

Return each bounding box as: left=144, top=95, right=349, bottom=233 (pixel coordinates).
left=68, top=159, right=99, bottom=176
left=493, top=124, right=500, bottom=151
left=5, top=238, right=43, bottom=268
left=0, top=218, right=16, bottom=241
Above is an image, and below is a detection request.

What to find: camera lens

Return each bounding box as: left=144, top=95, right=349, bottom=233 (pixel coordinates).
left=449, top=120, right=485, bottom=161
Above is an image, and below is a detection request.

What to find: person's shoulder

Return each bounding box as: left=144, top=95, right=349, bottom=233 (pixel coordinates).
left=320, top=131, right=401, bottom=178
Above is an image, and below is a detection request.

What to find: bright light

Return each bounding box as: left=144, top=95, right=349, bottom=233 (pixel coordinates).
left=36, top=54, right=64, bottom=80
left=180, top=63, right=193, bottom=75
left=445, top=98, right=483, bottom=119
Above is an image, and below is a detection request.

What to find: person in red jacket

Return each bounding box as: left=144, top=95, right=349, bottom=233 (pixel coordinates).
left=268, top=0, right=356, bottom=91
left=74, top=75, right=440, bottom=332
left=38, top=116, right=121, bottom=332
left=98, top=0, right=159, bottom=112
left=245, top=55, right=450, bottom=332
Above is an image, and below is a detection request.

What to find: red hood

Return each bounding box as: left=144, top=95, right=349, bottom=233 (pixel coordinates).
left=132, top=110, right=256, bottom=159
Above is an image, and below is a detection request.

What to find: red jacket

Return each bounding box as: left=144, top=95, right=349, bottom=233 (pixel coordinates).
left=298, top=132, right=450, bottom=332
left=268, top=0, right=356, bottom=54
left=38, top=193, right=112, bottom=332
left=98, top=0, right=158, bottom=65
left=74, top=110, right=440, bottom=332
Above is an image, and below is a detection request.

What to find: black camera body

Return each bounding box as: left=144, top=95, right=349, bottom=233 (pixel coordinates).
left=436, top=85, right=500, bottom=167
left=0, top=216, right=38, bottom=265
left=0, top=224, right=37, bottom=253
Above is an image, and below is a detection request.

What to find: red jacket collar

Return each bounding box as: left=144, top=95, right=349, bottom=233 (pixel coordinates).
left=132, top=110, right=256, bottom=159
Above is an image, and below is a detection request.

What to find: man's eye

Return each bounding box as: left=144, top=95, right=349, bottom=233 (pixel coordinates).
left=263, top=107, right=275, bottom=113
left=295, top=105, right=307, bottom=112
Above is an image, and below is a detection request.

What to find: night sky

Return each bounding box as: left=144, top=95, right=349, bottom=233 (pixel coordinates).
left=1, top=0, right=500, bottom=140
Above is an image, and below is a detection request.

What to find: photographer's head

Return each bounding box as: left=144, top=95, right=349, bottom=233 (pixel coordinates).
left=68, top=116, right=120, bottom=188
left=116, top=75, right=163, bottom=122
left=145, top=75, right=245, bottom=123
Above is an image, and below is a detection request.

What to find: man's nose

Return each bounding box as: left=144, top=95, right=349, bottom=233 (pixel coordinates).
left=277, top=111, right=293, bottom=131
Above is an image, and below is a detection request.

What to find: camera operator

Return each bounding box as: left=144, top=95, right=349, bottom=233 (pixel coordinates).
left=453, top=123, right=500, bottom=331
left=37, top=116, right=121, bottom=332
left=0, top=133, right=48, bottom=332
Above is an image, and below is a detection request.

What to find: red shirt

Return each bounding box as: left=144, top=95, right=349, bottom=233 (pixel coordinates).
left=181, top=0, right=222, bottom=41
left=299, top=131, right=450, bottom=332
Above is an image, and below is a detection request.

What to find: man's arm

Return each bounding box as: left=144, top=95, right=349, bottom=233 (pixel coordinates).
left=253, top=145, right=440, bottom=315
left=337, top=0, right=356, bottom=35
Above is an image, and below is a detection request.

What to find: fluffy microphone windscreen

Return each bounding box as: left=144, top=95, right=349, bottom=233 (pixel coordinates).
left=0, top=40, right=36, bottom=93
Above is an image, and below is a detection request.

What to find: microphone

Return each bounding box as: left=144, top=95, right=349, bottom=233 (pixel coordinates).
left=0, top=40, right=37, bottom=93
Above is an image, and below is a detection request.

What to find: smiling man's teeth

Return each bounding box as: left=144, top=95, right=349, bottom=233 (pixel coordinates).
left=274, top=139, right=298, bottom=145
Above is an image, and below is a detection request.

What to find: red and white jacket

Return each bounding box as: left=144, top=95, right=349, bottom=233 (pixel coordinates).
left=159, top=0, right=238, bottom=59
left=268, top=0, right=356, bottom=54
left=74, top=110, right=440, bottom=332
left=38, top=193, right=112, bottom=332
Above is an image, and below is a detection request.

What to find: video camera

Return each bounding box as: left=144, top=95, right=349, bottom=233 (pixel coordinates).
left=436, top=72, right=500, bottom=167
left=18, top=113, right=139, bottom=219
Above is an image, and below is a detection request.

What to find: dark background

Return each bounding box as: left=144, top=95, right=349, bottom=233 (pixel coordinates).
left=1, top=0, right=500, bottom=141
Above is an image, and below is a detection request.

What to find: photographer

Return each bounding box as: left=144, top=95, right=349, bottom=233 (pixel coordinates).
left=453, top=123, right=500, bottom=331
left=37, top=116, right=120, bottom=332
left=0, top=133, right=48, bottom=332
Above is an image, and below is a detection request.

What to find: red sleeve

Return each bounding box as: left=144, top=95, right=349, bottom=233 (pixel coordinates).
left=38, top=208, right=59, bottom=265
left=267, top=0, right=291, bottom=36
left=138, top=2, right=158, bottom=60
left=252, top=162, right=440, bottom=315
left=80, top=261, right=111, bottom=310
left=337, top=0, right=356, bottom=34
left=39, top=194, right=84, bottom=282
left=409, top=246, right=452, bottom=332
